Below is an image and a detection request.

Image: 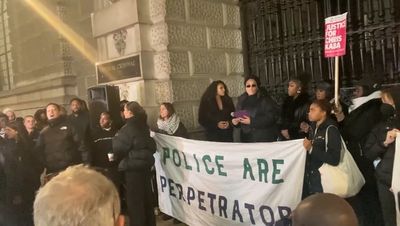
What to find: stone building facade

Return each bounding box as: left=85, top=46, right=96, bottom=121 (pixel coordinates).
left=0, top=0, right=96, bottom=116
left=92, top=0, right=244, bottom=131
left=0, top=0, right=244, bottom=132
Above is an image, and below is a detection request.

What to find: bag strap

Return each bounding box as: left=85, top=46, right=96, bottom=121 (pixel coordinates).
left=325, top=125, right=346, bottom=161
left=324, top=125, right=337, bottom=152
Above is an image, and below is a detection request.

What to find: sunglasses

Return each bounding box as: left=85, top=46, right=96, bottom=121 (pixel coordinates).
left=246, top=84, right=257, bottom=88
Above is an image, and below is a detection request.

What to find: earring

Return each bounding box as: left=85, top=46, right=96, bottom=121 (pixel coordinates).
left=297, top=90, right=301, bottom=94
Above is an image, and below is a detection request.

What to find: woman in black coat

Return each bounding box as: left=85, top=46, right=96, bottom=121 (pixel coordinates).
left=334, top=77, right=384, bottom=226
left=364, top=86, right=400, bottom=226
left=199, top=81, right=235, bottom=142
left=0, top=121, right=41, bottom=226
left=156, top=102, right=189, bottom=138
left=303, top=100, right=341, bottom=198
left=280, top=77, right=311, bottom=140
left=112, top=101, right=156, bottom=226
left=232, top=75, right=280, bottom=142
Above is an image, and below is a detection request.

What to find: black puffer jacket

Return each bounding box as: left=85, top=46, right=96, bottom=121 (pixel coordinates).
left=235, top=91, right=280, bottom=142
left=364, top=87, right=400, bottom=187
left=113, top=117, right=156, bottom=171
left=281, top=93, right=311, bottom=139
left=339, top=96, right=382, bottom=186
left=0, top=138, right=40, bottom=206
left=35, top=116, right=89, bottom=173
left=340, top=98, right=382, bottom=157
left=365, top=116, right=399, bottom=186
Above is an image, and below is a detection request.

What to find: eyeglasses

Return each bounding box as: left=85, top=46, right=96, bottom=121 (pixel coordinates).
left=246, top=84, right=257, bottom=88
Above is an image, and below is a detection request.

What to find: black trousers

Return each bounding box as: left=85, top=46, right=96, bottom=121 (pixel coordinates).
left=377, top=181, right=397, bottom=226
left=348, top=155, right=384, bottom=226
left=125, top=170, right=156, bottom=226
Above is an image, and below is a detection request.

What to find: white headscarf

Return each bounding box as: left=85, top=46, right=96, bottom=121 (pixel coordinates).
left=349, top=90, right=381, bottom=113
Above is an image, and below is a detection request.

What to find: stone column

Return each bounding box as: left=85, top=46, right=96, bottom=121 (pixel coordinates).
left=92, top=0, right=244, bottom=133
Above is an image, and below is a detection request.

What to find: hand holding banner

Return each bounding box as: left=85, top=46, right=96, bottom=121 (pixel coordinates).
left=154, top=133, right=306, bottom=226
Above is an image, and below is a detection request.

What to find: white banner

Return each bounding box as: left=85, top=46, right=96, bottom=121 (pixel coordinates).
left=392, top=133, right=400, bottom=226
left=153, top=133, right=306, bottom=226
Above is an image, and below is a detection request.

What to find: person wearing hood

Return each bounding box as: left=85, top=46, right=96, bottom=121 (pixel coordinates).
left=364, top=86, right=400, bottom=226
left=232, top=75, right=280, bottom=142
left=334, top=77, right=384, bottom=226
left=280, top=76, right=311, bottom=140
left=35, top=103, right=90, bottom=175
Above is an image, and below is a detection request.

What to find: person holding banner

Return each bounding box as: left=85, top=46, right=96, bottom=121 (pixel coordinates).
left=232, top=75, right=280, bottom=142
left=155, top=102, right=186, bottom=224
left=303, top=100, right=341, bottom=197
left=156, top=102, right=189, bottom=139
left=198, top=80, right=235, bottom=142
left=365, top=86, right=400, bottom=226
left=113, top=101, right=156, bottom=226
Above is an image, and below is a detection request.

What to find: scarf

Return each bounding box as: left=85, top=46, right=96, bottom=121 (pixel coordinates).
left=157, top=113, right=181, bottom=135
left=349, top=90, right=381, bottom=113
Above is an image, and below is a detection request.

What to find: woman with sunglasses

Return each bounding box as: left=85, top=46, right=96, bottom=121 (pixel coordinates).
left=232, top=75, right=280, bottom=142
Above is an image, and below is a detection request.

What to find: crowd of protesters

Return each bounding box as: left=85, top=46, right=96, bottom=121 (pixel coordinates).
left=0, top=74, right=398, bottom=226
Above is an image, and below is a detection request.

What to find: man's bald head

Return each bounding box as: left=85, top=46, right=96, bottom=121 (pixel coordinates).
left=292, top=194, right=358, bottom=226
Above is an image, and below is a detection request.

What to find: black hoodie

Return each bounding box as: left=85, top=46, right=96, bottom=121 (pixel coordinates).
left=365, top=86, right=400, bottom=186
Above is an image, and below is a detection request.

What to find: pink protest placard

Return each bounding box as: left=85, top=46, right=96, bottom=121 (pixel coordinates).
left=324, top=13, right=348, bottom=58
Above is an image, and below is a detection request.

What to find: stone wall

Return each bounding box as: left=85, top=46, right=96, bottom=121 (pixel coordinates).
left=154, top=0, right=244, bottom=131
left=0, top=0, right=96, bottom=116
left=91, top=0, right=244, bottom=131
left=0, top=0, right=245, bottom=128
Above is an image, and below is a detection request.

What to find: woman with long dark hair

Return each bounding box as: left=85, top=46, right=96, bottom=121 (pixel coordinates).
left=112, top=101, right=156, bottom=226
left=232, top=75, right=280, bottom=142
left=199, top=80, right=235, bottom=142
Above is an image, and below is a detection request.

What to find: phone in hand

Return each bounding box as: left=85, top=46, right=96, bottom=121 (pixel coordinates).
left=231, top=110, right=250, bottom=118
